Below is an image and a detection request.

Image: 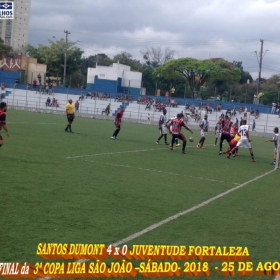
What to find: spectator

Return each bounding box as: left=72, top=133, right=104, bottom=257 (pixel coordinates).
left=37, top=74, right=42, bottom=85
left=15, top=78, right=19, bottom=88
left=271, top=101, right=276, bottom=114
left=75, top=101, right=79, bottom=112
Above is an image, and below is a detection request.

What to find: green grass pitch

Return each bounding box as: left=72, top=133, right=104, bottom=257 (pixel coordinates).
left=0, top=110, right=279, bottom=280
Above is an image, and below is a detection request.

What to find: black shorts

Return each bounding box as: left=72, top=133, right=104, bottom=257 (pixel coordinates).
left=0, top=134, right=2, bottom=141
left=67, top=114, right=74, bottom=123
left=172, top=133, right=186, bottom=142
left=221, top=133, right=231, bottom=143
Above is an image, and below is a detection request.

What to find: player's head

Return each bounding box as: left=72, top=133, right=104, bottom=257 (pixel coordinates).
left=204, top=114, right=208, bottom=120
left=242, top=119, right=247, bottom=125
left=163, top=109, right=167, bottom=115
left=274, top=127, right=279, bottom=133
left=0, top=102, right=7, bottom=112
left=225, top=115, right=229, bottom=119
left=121, top=107, right=125, bottom=112
left=177, top=113, right=183, bottom=119
left=68, top=99, right=72, bottom=104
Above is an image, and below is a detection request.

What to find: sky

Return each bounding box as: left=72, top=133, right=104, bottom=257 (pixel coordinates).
left=28, top=0, right=280, bottom=79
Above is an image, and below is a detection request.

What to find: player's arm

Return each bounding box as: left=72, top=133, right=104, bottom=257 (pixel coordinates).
left=0, top=115, right=10, bottom=136
left=66, top=104, right=69, bottom=115
left=183, top=123, right=193, bottom=134
left=158, top=116, right=162, bottom=129
left=247, top=131, right=252, bottom=142
left=166, top=120, right=172, bottom=133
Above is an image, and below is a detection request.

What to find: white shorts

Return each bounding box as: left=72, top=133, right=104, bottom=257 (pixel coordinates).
left=200, top=130, right=207, bottom=138
left=215, top=132, right=221, bottom=138
left=236, top=138, right=251, bottom=148
left=160, top=125, right=167, bottom=135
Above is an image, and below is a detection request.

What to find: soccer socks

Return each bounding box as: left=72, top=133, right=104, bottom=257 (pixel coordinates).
left=164, top=134, right=167, bottom=143
left=65, top=125, right=69, bottom=131
left=113, top=128, right=120, bottom=137
left=182, top=141, right=186, bottom=152
left=251, top=153, right=254, bottom=160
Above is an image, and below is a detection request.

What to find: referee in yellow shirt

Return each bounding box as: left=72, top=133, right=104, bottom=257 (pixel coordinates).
left=65, top=99, right=75, bottom=133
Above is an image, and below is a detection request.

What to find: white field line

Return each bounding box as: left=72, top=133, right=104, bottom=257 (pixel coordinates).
left=89, top=160, right=240, bottom=185
left=111, top=168, right=276, bottom=247
left=66, top=144, right=213, bottom=159
left=38, top=168, right=276, bottom=280
left=7, top=122, right=59, bottom=125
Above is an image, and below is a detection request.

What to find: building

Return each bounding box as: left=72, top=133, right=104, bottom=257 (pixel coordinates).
left=87, top=62, right=143, bottom=95
left=0, top=0, right=31, bottom=50
left=0, top=54, right=47, bottom=86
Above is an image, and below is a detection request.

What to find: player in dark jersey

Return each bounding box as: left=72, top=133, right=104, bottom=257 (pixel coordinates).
left=0, top=102, right=10, bottom=147
left=111, top=107, right=125, bottom=140
left=166, top=113, right=193, bottom=154
left=219, top=115, right=232, bottom=155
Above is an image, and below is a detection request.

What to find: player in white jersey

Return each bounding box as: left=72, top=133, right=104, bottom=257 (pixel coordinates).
left=214, top=118, right=222, bottom=146
left=165, top=115, right=180, bottom=147
left=197, top=114, right=208, bottom=149
left=227, top=120, right=255, bottom=162
left=156, top=109, right=169, bottom=145
left=265, top=127, right=279, bottom=165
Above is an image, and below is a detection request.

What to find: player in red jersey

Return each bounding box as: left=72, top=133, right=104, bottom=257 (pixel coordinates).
left=111, top=107, right=125, bottom=140
left=219, top=115, right=233, bottom=155
left=166, top=113, right=193, bottom=154
left=0, top=102, right=10, bottom=147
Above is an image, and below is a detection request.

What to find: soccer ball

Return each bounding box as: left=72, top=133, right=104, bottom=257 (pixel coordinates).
left=189, top=137, right=194, bottom=142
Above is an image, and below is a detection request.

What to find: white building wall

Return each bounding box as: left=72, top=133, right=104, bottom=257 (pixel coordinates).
left=87, top=68, right=96, bottom=84
left=122, top=71, right=142, bottom=88
left=95, top=65, right=118, bottom=80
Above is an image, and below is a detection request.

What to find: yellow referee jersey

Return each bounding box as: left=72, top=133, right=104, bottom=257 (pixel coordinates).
left=234, top=134, right=241, bottom=142
left=66, top=103, right=74, bottom=114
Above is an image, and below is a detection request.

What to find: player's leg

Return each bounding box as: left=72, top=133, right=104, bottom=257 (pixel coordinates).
left=249, top=146, right=255, bottom=162
left=156, top=132, right=163, bottom=144
left=0, top=135, right=3, bottom=147
left=272, top=148, right=277, bottom=165
left=214, top=136, right=218, bottom=146
left=178, top=133, right=187, bottom=154
left=113, top=124, right=121, bottom=138
left=227, top=140, right=240, bottom=159
left=219, top=134, right=225, bottom=155
left=170, top=134, right=176, bottom=150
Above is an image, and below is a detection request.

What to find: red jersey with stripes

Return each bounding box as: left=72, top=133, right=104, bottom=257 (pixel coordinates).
left=230, top=125, right=238, bottom=137
left=0, top=110, right=6, bottom=131
left=222, top=119, right=232, bottom=134
left=170, top=118, right=187, bottom=135
left=114, top=111, right=124, bottom=126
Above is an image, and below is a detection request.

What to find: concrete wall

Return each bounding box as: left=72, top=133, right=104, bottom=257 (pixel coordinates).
left=27, top=63, right=47, bottom=84
left=122, top=71, right=142, bottom=88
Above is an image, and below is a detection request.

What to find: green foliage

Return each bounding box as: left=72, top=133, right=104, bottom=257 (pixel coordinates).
left=0, top=37, right=13, bottom=55
left=112, top=52, right=142, bottom=71
left=154, top=58, right=241, bottom=98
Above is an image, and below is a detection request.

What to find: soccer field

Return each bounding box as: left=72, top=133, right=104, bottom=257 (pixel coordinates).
left=0, top=110, right=279, bottom=280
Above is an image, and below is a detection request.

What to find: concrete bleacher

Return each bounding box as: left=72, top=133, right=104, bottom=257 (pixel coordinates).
left=2, top=88, right=279, bottom=136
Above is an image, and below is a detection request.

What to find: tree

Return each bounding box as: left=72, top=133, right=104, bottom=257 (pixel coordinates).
left=154, top=58, right=241, bottom=98
left=0, top=38, right=13, bottom=56
left=112, top=52, right=142, bottom=71
left=141, top=46, right=175, bottom=69
left=26, top=39, right=84, bottom=85
left=233, top=61, right=253, bottom=84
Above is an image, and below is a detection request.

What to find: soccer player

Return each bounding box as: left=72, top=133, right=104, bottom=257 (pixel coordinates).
left=197, top=114, right=208, bottom=149
left=166, top=113, right=193, bottom=154
left=156, top=109, right=169, bottom=145
left=111, top=107, right=125, bottom=140
left=227, top=120, right=255, bottom=162
left=224, top=132, right=240, bottom=156
left=65, top=99, right=75, bottom=133
left=166, top=115, right=180, bottom=147
left=0, top=102, right=10, bottom=147
left=265, top=127, right=279, bottom=165
left=219, top=115, right=233, bottom=155
left=214, top=118, right=222, bottom=146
